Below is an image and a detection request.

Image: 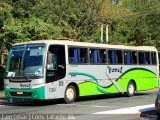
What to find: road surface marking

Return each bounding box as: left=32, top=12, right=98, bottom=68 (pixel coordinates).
left=75, top=105, right=110, bottom=108
left=57, top=104, right=112, bottom=108
left=93, top=104, right=155, bottom=114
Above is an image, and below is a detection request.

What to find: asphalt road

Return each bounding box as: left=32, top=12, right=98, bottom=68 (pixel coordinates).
left=0, top=90, right=159, bottom=120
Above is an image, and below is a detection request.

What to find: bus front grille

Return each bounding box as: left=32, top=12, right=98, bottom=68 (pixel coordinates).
left=9, top=92, right=32, bottom=97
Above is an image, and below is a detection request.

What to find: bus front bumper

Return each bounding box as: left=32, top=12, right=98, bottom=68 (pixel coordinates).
left=4, top=87, right=45, bottom=100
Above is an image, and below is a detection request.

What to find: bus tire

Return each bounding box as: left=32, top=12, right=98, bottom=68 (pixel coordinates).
left=64, top=85, right=76, bottom=104
left=126, top=81, right=135, bottom=97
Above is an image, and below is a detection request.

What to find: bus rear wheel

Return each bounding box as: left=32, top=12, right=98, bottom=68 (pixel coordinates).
left=126, top=81, right=135, bottom=97
left=64, top=85, right=76, bottom=104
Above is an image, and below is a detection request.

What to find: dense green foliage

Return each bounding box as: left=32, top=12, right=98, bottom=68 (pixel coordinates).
left=0, top=0, right=160, bottom=50
left=0, top=0, right=160, bottom=89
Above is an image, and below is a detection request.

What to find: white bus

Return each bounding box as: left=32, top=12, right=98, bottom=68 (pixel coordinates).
left=4, top=40, right=159, bottom=103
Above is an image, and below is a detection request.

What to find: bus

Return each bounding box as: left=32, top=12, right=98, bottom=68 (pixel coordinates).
left=4, top=40, right=159, bottom=103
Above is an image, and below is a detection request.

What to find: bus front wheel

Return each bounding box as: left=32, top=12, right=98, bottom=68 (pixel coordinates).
left=126, top=81, right=135, bottom=97
left=64, top=85, right=76, bottom=104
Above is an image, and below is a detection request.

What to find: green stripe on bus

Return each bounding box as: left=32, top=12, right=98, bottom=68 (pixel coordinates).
left=69, top=72, right=110, bottom=95
left=4, top=87, right=45, bottom=100
left=69, top=68, right=158, bottom=96
left=119, top=69, right=158, bottom=91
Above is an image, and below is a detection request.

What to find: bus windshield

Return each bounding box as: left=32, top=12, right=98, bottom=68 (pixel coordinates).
left=6, top=44, right=46, bottom=78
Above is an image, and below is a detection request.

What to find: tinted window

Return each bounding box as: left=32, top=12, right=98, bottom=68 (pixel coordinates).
left=132, top=51, right=137, bottom=64
left=69, top=47, right=88, bottom=64
left=124, top=51, right=137, bottom=64
left=151, top=52, right=157, bottom=65
left=138, top=52, right=150, bottom=65
left=46, top=45, right=66, bottom=83
left=99, top=49, right=106, bottom=63
left=79, top=48, right=88, bottom=63
left=90, top=49, right=106, bottom=64
left=108, top=50, right=122, bottom=64
left=7, top=44, right=46, bottom=77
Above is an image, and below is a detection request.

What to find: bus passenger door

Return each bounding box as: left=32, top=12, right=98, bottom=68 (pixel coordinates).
left=46, top=45, right=66, bottom=83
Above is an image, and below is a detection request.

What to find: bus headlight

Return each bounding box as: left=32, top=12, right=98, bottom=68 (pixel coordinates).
left=32, top=84, right=44, bottom=89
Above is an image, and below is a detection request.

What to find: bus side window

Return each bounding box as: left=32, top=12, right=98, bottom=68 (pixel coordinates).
left=108, top=50, right=122, bottom=64
left=69, top=47, right=88, bottom=64
left=69, top=47, right=80, bottom=64
left=124, top=51, right=132, bottom=64
left=90, top=49, right=99, bottom=64
left=79, top=48, right=88, bottom=64
left=108, top=50, right=116, bottom=64
left=131, top=51, right=137, bottom=64
left=90, top=49, right=94, bottom=63
left=138, top=52, right=150, bottom=65
left=138, top=52, right=145, bottom=64
left=93, top=49, right=99, bottom=63
left=47, top=52, right=57, bottom=70
left=99, top=49, right=106, bottom=63
left=108, top=50, right=114, bottom=64
left=145, top=52, right=150, bottom=64
left=124, top=51, right=138, bottom=65
left=90, top=49, right=106, bottom=64
left=151, top=52, right=157, bottom=64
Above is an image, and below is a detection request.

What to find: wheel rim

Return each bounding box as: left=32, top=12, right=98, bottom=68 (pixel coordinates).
left=66, top=88, right=74, bottom=100
left=128, top=84, right=134, bottom=94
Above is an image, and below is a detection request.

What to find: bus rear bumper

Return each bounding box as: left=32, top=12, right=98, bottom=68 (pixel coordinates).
left=4, top=87, right=45, bottom=100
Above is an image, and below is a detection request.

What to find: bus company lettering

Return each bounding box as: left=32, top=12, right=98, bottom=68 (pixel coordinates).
left=20, top=83, right=30, bottom=88
left=107, top=66, right=123, bottom=74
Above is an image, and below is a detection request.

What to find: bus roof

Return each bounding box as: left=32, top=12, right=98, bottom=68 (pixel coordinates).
left=13, top=40, right=157, bottom=52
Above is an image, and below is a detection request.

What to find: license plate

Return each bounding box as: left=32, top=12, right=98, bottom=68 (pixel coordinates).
left=17, top=92, right=23, bottom=95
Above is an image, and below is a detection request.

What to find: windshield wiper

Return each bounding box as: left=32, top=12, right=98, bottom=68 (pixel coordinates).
left=18, top=45, right=31, bottom=81
left=22, top=71, right=31, bottom=81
